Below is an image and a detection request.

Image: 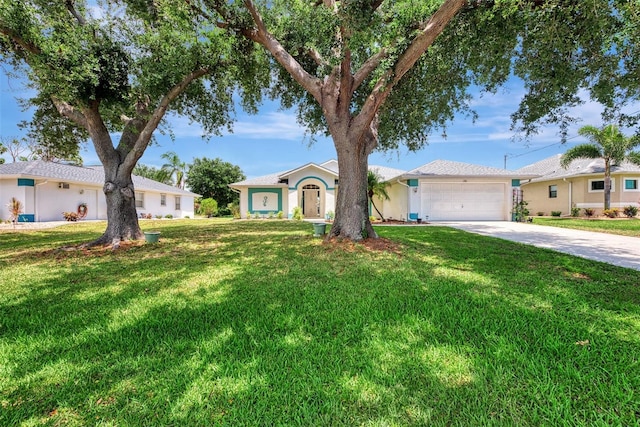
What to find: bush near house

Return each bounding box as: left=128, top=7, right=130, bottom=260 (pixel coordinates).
left=603, top=208, right=620, bottom=218
left=583, top=208, right=595, bottom=218
left=62, top=211, right=79, bottom=221
left=623, top=205, right=638, bottom=218
left=551, top=211, right=562, bottom=217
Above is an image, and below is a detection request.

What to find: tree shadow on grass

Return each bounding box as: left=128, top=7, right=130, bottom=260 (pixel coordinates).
left=1, top=221, right=639, bottom=425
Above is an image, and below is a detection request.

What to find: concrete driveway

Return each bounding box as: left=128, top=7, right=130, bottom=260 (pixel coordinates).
left=438, top=221, right=640, bottom=271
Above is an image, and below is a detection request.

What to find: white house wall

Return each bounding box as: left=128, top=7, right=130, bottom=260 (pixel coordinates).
left=1, top=177, right=194, bottom=222
left=136, top=191, right=196, bottom=219
left=417, top=177, right=514, bottom=221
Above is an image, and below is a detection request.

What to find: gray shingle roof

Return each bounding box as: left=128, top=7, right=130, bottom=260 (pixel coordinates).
left=0, top=160, right=198, bottom=196
left=516, top=154, right=640, bottom=182
left=229, top=160, right=406, bottom=187
left=403, top=159, right=534, bottom=178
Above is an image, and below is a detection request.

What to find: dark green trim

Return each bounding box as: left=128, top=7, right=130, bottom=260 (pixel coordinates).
left=248, top=188, right=283, bottom=213
left=18, top=178, right=35, bottom=187
left=18, top=214, right=35, bottom=222
left=289, top=176, right=334, bottom=190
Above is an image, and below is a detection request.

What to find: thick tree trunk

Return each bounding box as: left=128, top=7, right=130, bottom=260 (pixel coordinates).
left=328, top=128, right=378, bottom=241
left=89, top=160, right=143, bottom=247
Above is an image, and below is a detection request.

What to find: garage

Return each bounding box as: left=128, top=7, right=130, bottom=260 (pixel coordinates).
left=420, top=182, right=507, bottom=221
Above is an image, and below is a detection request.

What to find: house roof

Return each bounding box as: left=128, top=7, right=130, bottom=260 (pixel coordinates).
left=516, top=154, right=640, bottom=183
left=229, top=160, right=406, bottom=187
left=0, top=160, right=198, bottom=196
left=403, top=159, right=537, bottom=179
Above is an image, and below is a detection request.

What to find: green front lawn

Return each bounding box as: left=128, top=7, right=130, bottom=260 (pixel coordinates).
left=1, top=220, right=639, bottom=425
left=533, top=217, right=640, bottom=237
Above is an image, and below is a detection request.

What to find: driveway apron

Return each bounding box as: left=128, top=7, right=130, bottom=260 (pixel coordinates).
left=438, top=221, right=640, bottom=271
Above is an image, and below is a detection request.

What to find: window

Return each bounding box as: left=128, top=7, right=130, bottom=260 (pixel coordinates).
left=135, top=192, right=144, bottom=208
left=175, top=196, right=181, bottom=210
left=160, top=194, right=166, bottom=206
left=548, top=185, right=557, bottom=198
left=588, top=178, right=615, bottom=193
left=624, top=178, right=639, bottom=191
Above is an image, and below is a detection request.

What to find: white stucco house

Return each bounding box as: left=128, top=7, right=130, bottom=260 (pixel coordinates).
left=0, top=160, right=198, bottom=222
left=230, top=159, right=537, bottom=221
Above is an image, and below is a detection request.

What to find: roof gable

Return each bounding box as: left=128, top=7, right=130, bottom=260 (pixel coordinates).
left=404, top=159, right=528, bottom=178
left=516, top=154, right=640, bottom=182
left=0, top=160, right=199, bottom=196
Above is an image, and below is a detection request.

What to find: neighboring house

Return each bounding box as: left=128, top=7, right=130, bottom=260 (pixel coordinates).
left=518, top=154, right=640, bottom=216
left=230, top=159, right=536, bottom=221
left=0, top=160, right=198, bottom=222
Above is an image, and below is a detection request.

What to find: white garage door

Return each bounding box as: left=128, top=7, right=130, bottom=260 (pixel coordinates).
left=421, top=183, right=506, bottom=220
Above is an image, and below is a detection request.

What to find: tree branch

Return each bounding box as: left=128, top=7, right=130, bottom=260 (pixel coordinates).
left=242, top=0, right=323, bottom=102
left=353, top=48, right=388, bottom=91
left=122, top=67, right=211, bottom=172
left=0, top=26, right=42, bottom=55
left=355, top=0, right=467, bottom=133
left=65, top=0, right=87, bottom=26
left=51, top=98, right=88, bottom=128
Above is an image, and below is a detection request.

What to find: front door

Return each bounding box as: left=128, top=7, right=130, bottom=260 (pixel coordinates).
left=302, top=184, right=321, bottom=218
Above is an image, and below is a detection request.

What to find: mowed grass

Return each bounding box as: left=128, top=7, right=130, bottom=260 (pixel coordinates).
left=533, top=217, right=640, bottom=237
left=1, top=219, right=639, bottom=426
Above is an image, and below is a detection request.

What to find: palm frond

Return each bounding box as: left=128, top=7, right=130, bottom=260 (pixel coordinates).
left=560, top=144, right=602, bottom=168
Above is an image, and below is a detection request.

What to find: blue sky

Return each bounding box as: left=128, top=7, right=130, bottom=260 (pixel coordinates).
left=1, top=70, right=638, bottom=179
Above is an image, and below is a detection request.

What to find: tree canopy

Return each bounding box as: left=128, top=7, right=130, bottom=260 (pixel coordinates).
left=186, top=157, right=245, bottom=212
left=189, top=0, right=639, bottom=240
left=0, top=0, right=267, bottom=245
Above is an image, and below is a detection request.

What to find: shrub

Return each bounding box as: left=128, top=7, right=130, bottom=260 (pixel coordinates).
left=571, top=206, right=580, bottom=217
left=246, top=211, right=252, bottom=219
left=583, top=208, right=595, bottom=218
left=292, top=206, right=304, bottom=221
left=276, top=211, right=284, bottom=219
left=326, top=210, right=335, bottom=221
left=228, top=202, right=240, bottom=219
left=512, top=200, right=529, bottom=222
left=267, top=211, right=275, bottom=219
left=62, top=211, right=79, bottom=221
left=603, top=208, right=619, bottom=218
left=199, top=198, right=219, bottom=217
left=7, top=197, right=23, bottom=223
left=537, top=212, right=544, bottom=216
left=551, top=211, right=562, bottom=217
left=622, top=205, right=638, bottom=218
left=155, top=215, right=162, bottom=219
left=164, top=214, right=173, bottom=219
left=253, top=212, right=261, bottom=219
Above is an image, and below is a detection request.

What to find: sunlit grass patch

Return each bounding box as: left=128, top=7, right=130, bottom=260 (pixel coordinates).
left=1, top=219, right=639, bottom=425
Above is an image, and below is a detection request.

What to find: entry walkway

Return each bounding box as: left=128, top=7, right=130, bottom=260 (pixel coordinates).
left=438, top=221, right=640, bottom=271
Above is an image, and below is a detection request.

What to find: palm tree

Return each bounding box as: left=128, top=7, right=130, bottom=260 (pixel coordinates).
left=367, top=170, right=390, bottom=222
left=161, top=151, right=187, bottom=189
left=560, top=125, right=640, bottom=210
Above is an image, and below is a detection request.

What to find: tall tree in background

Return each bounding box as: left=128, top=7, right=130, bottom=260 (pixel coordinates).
left=133, top=164, right=173, bottom=185
left=161, top=151, right=187, bottom=189
left=186, top=157, right=245, bottom=211
left=561, top=125, right=640, bottom=210
left=0, top=140, right=6, bottom=164
left=199, top=0, right=639, bottom=241
left=0, top=0, right=265, bottom=246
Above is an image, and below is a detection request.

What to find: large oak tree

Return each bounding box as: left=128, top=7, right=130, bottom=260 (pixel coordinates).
left=196, top=0, right=639, bottom=240
left=0, top=0, right=265, bottom=245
